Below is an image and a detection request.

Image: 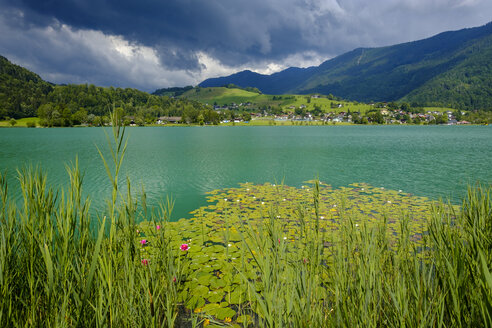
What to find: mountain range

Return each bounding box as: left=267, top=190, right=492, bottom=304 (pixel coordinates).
left=200, top=22, right=492, bottom=110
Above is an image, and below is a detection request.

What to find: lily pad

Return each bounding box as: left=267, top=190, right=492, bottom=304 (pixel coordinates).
left=214, top=307, right=236, bottom=320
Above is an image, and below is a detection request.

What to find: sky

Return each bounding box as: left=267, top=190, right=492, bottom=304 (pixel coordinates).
left=0, top=0, right=491, bottom=92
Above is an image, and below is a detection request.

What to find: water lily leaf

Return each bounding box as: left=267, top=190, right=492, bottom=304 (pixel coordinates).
left=186, top=295, right=205, bottom=309
left=193, top=285, right=209, bottom=297
left=210, top=277, right=226, bottom=289
left=202, top=302, right=221, bottom=314
left=214, top=307, right=236, bottom=320
left=227, top=289, right=245, bottom=305
left=197, top=274, right=212, bottom=286
left=178, top=290, right=188, bottom=302
left=207, top=291, right=224, bottom=303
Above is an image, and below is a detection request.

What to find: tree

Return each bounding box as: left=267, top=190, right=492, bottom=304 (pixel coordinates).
left=242, top=112, right=252, bottom=122
left=369, top=111, right=385, bottom=124
left=295, top=108, right=306, bottom=116
left=9, top=118, right=17, bottom=127
left=71, top=109, right=88, bottom=125
left=37, top=103, right=53, bottom=121
left=271, top=106, right=283, bottom=116
left=312, top=105, right=322, bottom=117
left=435, top=114, right=448, bottom=124
left=351, top=113, right=361, bottom=124
left=93, top=116, right=105, bottom=126
left=400, top=102, right=410, bottom=111
left=59, top=105, right=73, bottom=126
left=453, top=109, right=463, bottom=121
left=135, top=116, right=145, bottom=126
left=0, top=107, right=7, bottom=120
left=197, top=113, right=204, bottom=125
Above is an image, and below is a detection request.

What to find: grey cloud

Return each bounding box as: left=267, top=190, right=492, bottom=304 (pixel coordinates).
left=0, top=0, right=491, bottom=89
left=0, top=15, right=198, bottom=90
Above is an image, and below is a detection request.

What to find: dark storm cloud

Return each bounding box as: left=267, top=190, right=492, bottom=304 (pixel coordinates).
left=0, top=0, right=491, bottom=89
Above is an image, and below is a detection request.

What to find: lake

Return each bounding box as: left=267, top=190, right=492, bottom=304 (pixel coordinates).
left=0, top=125, right=491, bottom=220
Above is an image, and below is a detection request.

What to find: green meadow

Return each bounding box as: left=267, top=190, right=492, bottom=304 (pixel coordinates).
left=182, top=87, right=266, bottom=105
left=0, top=117, right=39, bottom=127
left=181, top=87, right=454, bottom=115
left=182, top=87, right=373, bottom=113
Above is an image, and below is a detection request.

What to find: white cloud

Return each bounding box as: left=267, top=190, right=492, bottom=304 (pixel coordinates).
left=1, top=0, right=491, bottom=90
left=0, top=17, right=202, bottom=90
left=0, top=14, right=329, bottom=90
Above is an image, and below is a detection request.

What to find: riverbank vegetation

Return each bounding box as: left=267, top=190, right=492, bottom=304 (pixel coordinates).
left=1, top=115, right=492, bottom=327
left=2, top=55, right=491, bottom=127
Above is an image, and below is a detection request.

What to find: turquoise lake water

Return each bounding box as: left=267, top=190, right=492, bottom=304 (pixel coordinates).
left=0, top=125, right=491, bottom=220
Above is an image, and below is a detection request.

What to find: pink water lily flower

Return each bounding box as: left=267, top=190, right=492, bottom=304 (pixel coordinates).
left=140, top=239, right=147, bottom=245
left=180, top=243, right=189, bottom=251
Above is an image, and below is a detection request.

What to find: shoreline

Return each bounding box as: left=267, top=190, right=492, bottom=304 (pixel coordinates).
left=1, top=120, right=487, bottom=128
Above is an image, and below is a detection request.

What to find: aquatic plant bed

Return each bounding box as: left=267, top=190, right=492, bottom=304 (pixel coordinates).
left=136, top=182, right=461, bottom=326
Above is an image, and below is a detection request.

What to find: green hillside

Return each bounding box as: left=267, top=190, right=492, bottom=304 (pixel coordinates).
left=0, top=56, right=54, bottom=118
left=0, top=56, right=217, bottom=125
left=402, top=35, right=492, bottom=109
left=300, top=23, right=492, bottom=109
left=182, top=87, right=264, bottom=104
left=200, top=22, right=492, bottom=110
left=182, top=87, right=375, bottom=114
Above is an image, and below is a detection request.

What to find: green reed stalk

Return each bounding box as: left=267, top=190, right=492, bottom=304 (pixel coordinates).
left=234, top=181, right=491, bottom=327
left=0, top=109, right=183, bottom=327
left=0, top=113, right=491, bottom=327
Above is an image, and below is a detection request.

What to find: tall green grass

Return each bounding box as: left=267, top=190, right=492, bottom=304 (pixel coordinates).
left=0, top=112, right=186, bottom=327
left=0, top=111, right=491, bottom=327
left=233, top=183, right=492, bottom=327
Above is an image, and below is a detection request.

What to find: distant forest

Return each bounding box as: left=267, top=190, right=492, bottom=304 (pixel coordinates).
left=0, top=56, right=218, bottom=126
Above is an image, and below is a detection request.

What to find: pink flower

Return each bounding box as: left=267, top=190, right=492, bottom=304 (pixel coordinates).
left=156, top=225, right=161, bottom=230
left=141, top=259, right=148, bottom=266
left=173, top=277, right=177, bottom=283
left=180, top=244, right=189, bottom=251
left=140, top=239, right=147, bottom=245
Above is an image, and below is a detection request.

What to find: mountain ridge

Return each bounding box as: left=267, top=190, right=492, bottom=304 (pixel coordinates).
left=200, top=22, right=492, bottom=109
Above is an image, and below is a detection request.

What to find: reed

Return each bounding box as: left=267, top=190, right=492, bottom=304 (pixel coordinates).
left=0, top=112, right=185, bottom=327
left=0, top=112, right=490, bottom=327
left=233, top=182, right=491, bottom=327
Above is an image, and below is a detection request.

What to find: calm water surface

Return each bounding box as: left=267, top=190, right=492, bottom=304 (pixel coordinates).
left=0, top=125, right=491, bottom=220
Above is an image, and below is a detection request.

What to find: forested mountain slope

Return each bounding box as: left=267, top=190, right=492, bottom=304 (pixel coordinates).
left=200, top=22, right=492, bottom=109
